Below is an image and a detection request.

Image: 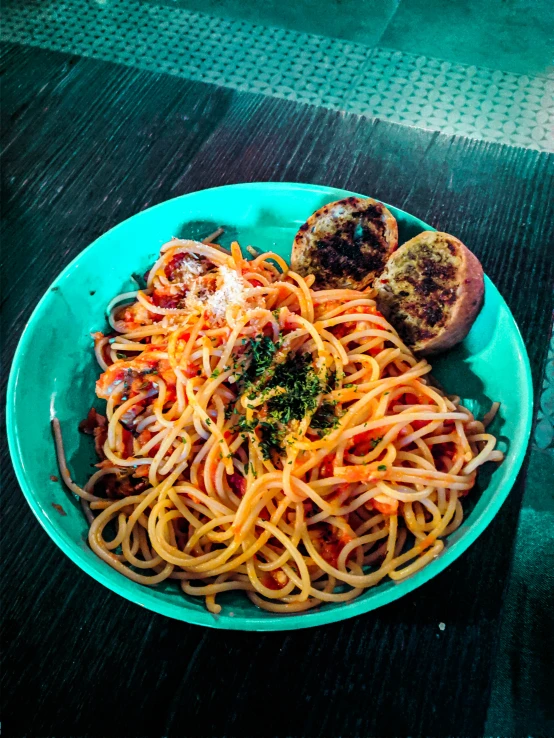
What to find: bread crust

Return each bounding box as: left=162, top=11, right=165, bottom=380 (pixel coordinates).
left=374, top=231, right=484, bottom=355
left=291, top=196, right=398, bottom=289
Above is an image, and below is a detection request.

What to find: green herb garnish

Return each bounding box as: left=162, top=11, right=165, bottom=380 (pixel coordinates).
left=310, top=401, right=340, bottom=435
left=265, top=353, right=320, bottom=425
left=323, top=370, right=339, bottom=393
left=258, top=421, right=285, bottom=461
left=236, top=415, right=256, bottom=434
left=234, top=351, right=323, bottom=458
left=244, top=335, right=278, bottom=383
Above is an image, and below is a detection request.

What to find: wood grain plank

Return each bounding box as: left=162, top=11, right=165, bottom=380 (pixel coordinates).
left=2, top=42, right=553, bottom=738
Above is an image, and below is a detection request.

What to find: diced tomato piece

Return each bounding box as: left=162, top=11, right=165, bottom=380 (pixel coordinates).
left=121, top=428, right=134, bottom=458
left=350, top=428, right=383, bottom=453
left=165, top=253, right=187, bottom=280
left=228, top=472, right=246, bottom=497
left=151, top=291, right=183, bottom=309
left=261, top=572, right=285, bottom=590
left=332, top=324, right=349, bottom=339
left=137, top=429, right=153, bottom=445
left=163, top=388, right=177, bottom=407
left=183, top=362, right=199, bottom=378
left=321, top=454, right=336, bottom=478
left=319, top=539, right=349, bottom=569
left=411, top=420, right=430, bottom=430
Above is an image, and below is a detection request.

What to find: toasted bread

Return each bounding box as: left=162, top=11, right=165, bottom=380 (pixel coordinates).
left=374, top=231, right=484, bottom=355
left=291, top=197, right=398, bottom=289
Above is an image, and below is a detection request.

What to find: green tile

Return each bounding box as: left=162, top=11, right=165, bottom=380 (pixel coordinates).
left=150, top=0, right=400, bottom=46
left=379, top=0, right=554, bottom=76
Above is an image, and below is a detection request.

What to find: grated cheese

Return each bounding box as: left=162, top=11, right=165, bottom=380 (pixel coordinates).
left=173, top=255, right=204, bottom=284
left=207, top=266, right=246, bottom=319
left=185, top=265, right=247, bottom=319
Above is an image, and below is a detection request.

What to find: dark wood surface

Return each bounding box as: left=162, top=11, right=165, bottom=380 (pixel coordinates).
left=1, top=42, right=553, bottom=738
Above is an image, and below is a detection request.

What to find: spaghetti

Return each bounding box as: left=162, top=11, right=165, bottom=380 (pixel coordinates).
left=53, top=237, right=503, bottom=614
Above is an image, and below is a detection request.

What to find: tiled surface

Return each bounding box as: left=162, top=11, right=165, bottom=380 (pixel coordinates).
left=1, top=0, right=369, bottom=109
left=2, top=0, right=554, bottom=151
left=349, top=49, right=553, bottom=148
left=152, top=0, right=401, bottom=47
left=381, top=0, right=554, bottom=78
left=155, top=0, right=554, bottom=78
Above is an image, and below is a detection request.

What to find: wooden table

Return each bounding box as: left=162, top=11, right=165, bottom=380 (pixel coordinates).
left=2, top=42, right=553, bottom=737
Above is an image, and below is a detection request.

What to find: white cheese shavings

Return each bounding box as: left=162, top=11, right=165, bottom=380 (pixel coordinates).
left=185, top=265, right=247, bottom=320
left=184, top=282, right=208, bottom=312
left=173, top=255, right=204, bottom=284
left=206, top=265, right=246, bottom=319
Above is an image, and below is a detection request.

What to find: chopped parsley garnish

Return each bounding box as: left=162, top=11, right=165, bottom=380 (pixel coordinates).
left=258, top=421, right=285, bottom=461
left=116, top=352, right=127, bottom=360
left=236, top=351, right=323, bottom=458
left=244, top=335, right=277, bottom=383
left=310, top=401, right=340, bottom=435
left=210, top=368, right=221, bottom=378
left=265, top=353, right=320, bottom=425
left=377, top=464, right=387, bottom=471
left=370, top=437, right=383, bottom=449
left=236, top=415, right=256, bottom=432
left=322, top=370, right=340, bottom=393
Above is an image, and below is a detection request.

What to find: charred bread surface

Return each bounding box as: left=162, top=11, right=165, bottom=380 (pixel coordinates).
left=374, top=231, right=484, bottom=355
left=291, top=196, right=398, bottom=289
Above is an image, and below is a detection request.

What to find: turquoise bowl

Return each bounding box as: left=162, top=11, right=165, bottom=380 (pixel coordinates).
left=6, top=183, right=533, bottom=630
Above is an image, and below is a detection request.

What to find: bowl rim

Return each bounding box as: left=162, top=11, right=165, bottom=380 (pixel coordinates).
left=6, top=181, right=534, bottom=630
